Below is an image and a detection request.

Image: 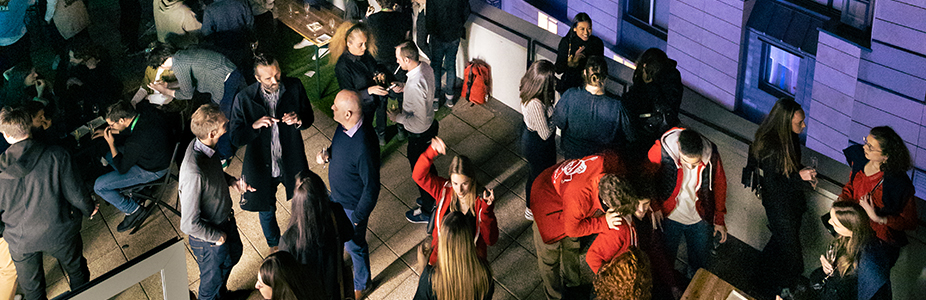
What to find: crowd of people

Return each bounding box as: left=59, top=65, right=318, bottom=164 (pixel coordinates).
left=0, top=0, right=919, bottom=300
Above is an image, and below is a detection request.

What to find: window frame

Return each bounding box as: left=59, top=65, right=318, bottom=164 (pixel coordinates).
left=758, top=41, right=803, bottom=99
left=625, top=0, right=668, bottom=40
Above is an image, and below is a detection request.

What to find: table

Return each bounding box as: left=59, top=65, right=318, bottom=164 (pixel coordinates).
left=275, top=0, right=345, bottom=97
left=682, top=269, right=757, bottom=300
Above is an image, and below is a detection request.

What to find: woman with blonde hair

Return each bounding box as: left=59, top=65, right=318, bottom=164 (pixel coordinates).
left=331, top=21, right=390, bottom=145
left=519, top=59, right=557, bottom=220
left=552, top=55, right=635, bottom=159
left=811, top=201, right=890, bottom=300
left=743, top=97, right=816, bottom=291
left=414, top=211, right=494, bottom=300
left=413, top=136, right=498, bottom=266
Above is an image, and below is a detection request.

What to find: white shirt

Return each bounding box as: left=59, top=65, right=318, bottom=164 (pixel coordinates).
left=667, top=164, right=703, bottom=225
left=394, top=62, right=435, bottom=134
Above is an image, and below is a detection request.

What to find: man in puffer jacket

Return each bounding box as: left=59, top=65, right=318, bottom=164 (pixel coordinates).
left=647, top=128, right=727, bottom=277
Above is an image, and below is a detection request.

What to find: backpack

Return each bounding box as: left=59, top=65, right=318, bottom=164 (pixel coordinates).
left=461, top=59, right=491, bottom=105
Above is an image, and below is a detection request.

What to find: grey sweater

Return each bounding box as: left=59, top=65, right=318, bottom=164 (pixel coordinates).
left=179, top=139, right=235, bottom=242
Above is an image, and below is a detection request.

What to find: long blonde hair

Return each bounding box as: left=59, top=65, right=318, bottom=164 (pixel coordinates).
left=830, top=201, right=874, bottom=277
left=448, top=155, right=478, bottom=215
left=328, top=21, right=377, bottom=67
left=751, top=97, right=802, bottom=175
left=432, top=212, right=492, bottom=300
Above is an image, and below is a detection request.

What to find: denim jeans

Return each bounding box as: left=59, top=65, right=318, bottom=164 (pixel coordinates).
left=343, top=208, right=370, bottom=291
left=94, top=153, right=168, bottom=214
left=258, top=207, right=281, bottom=248
left=663, top=219, right=712, bottom=277
left=11, top=236, right=89, bottom=300
left=190, top=218, right=243, bottom=300
left=430, top=38, right=460, bottom=101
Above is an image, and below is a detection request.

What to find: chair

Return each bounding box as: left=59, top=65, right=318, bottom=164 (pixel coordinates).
left=116, top=142, right=181, bottom=234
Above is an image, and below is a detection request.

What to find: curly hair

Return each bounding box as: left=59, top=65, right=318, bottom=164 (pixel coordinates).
left=598, top=174, right=639, bottom=216
left=868, top=126, right=912, bottom=174
left=594, top=246, right=653, bottom=300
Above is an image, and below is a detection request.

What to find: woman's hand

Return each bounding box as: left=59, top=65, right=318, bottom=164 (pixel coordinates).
left=799, top=167, right=816, bottom=181
left=820, top=254, right=833, bottom=275
left=415, top=243, right=430, bottom=273
left=483, top=189, right=494, bottom=206
left=859, top=195, right=885, bottom=224
left=429, top=137, right=446, bottom=155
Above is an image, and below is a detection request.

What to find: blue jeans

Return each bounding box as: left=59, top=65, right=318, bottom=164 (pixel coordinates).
left=190, top=218, right=243, bottom=300
left=663, top=219, right=711, bottom=277
left=94, top=153, right=168, bottom=214
left=258, top=207, right=281, bottom=248
left=216, top=69, right=246, bottom=160
left=430, top=38, right=460, bottom=100
left=343, top=208, right=370, bottom=291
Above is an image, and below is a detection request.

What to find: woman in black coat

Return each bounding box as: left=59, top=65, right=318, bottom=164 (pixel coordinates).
left=331, top=21, right=390, bottom=145
left=743, top=97, right=817, bottom=292
left=554, top=13, right=604, bottom=94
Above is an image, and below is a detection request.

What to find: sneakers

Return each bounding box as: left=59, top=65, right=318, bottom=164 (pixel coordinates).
left=405, top=207, right=430, bottom=224
left=293, top=38, right=314, bottom=49
left=525, top=207, right=534, bottom=221
left=444, top=94, right=455, bottom=108
left=117, top=205, right=152, bottom=232
left=378, top=135, right=386, bottom=146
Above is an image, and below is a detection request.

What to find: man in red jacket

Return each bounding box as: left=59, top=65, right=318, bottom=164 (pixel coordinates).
left=648, top=128, right=727, bottom=277
left=530, top=152, right=625, bottom=300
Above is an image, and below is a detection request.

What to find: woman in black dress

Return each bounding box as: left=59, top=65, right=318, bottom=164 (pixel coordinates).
left=554, top=13, right=604, bottom=94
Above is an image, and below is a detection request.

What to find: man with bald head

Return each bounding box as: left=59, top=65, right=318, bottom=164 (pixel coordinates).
left=317, top=90, right=381, bottom=299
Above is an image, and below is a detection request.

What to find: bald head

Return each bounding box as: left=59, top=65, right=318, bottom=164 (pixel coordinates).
left=332, top=90, right=363, bottom=128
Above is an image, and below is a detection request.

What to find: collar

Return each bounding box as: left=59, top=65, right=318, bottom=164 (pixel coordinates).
left=128, top=115, right=140, bottom=132
left=344, top=118, right=363, bottom=137
left=345, top=52, right=361, bottom=62
left=407, top=63, right=422, bottom=78
left=194, top=139, right=216, bottom=158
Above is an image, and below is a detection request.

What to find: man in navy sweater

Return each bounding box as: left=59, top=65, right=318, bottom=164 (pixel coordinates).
left=316, top=90, right=380, bottom=299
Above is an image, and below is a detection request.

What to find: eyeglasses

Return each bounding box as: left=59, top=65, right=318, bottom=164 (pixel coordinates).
left=862, top=136, right=882, bottom=153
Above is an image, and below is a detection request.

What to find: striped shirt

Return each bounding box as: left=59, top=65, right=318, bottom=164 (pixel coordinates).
left=521, top=98, right=554, bottom=140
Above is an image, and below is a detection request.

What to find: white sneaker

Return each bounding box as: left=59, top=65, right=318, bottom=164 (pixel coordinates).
left=293, top=39, right=314, bottom=49
left=524, top=207, right=534, bottom=221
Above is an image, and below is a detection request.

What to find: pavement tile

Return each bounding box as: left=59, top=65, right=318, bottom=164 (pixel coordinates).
left=453, top=102, right=495, bottom=128
left=486, top=230, right=516, bottom=264
left=452, top=130, right=502, bottom=167
left=490, top=281, right=519, bottom=300
left=380, top=151, right=411, bottom=191
left=388, top=178, right=426, bottom=209
left=490, top=244, right=542, bottom=299
left=80, top=221, right=120, bottom=263
left=381, top=271, right=420, bottom=300
left=436, top=114, right=475, bottom=148
left=368, top=189, right=414, bottom=241
left=382, top=223, right=429, bottom=266
left=112, top=210, right=179, bottom=261
left=87, top=245, right=127, bottom=279
left=479, top=115, right=522, bottom=145
left=478, top=148, right=528, bottom=189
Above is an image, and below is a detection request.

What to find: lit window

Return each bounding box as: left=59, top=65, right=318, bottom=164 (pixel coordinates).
left=761, top=44, right=801, bottom=95
left=537, top=12, right=558, bottom=34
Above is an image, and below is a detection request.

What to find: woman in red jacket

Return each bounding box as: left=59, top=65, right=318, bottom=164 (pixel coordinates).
left=414, top=137, right=499, bottom=265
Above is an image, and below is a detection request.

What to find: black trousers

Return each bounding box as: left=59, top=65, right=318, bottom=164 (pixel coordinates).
left=11, top=235, right=90, bottom=300
left=407, top=120, right=438, bottom=212
left=760, top=191, right=806, bottom=288
left=521, top=128, right=556, bottom=207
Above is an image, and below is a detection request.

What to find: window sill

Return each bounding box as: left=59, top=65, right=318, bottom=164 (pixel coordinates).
left=818, top=25, right=872, bottom=51
left=624, top=16, right=668, bottom=41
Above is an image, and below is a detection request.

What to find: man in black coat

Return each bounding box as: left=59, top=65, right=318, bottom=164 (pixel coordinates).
left=0, top=108, right=96, bottom=300
left=229, top=54, right=314, bottom=250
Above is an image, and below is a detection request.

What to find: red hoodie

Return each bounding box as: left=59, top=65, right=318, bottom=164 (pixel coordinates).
left=530, top=152, right=624, bottom=244
left=414, top=147, right=498, bottom=265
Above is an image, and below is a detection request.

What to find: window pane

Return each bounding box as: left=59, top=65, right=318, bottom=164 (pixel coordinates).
left=842, top=0, right=871, bottom=29
left=654, top=0, right=670, bottom=30
left=831, top=0, right=845, bottom=12
left=764, top=45, right=801, bottom=95
left=628, top=0, right=651, bottom=23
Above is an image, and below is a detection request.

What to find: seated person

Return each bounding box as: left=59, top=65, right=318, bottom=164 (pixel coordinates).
left=92, top=101, right=173, bottom=232
left=20, top=101, right=57, bottom=143
left=1, top=63, right=51, bottom=108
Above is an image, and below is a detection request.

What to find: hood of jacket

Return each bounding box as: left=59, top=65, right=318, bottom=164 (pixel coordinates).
left=0, top=139, right=47, bottom=180
left=660, top=128, right=712, bottom=167
left=157, top=0, right=184, bottom=11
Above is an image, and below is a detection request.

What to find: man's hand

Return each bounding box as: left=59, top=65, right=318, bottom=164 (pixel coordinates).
left=216, top=232, right=227, bottom=246
left=147, top=81, right=170, bottom=94
left=35, top=79, right=48, bottom=97
left=605, top=210, right=624, bottom=230
left=483, top=189, right=495, bottom=206
left=386, top=109, right=398, bottom=122
left=280, top=112, right=302, bottom=127
left=66, top=77, right=84, bottom=88
left=316, top=147, right=330, bottom=165
left=102, top=127, right=116, bottom=145
left=391, top=82, right=405, bottom=93
left=652, top=210, right=664, bottom=231
left=251, top=116, right=277, bottom=129
left=714, top=224, right=728, bottom=243
left=367, top=85, right=388, bottom=96
left=430, top=137, right=447, bottom=155
left=231, top=177, right=256, bottom=194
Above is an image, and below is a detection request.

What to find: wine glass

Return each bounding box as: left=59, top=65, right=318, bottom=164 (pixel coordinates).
left=810, top=156, right=819, bottom=189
